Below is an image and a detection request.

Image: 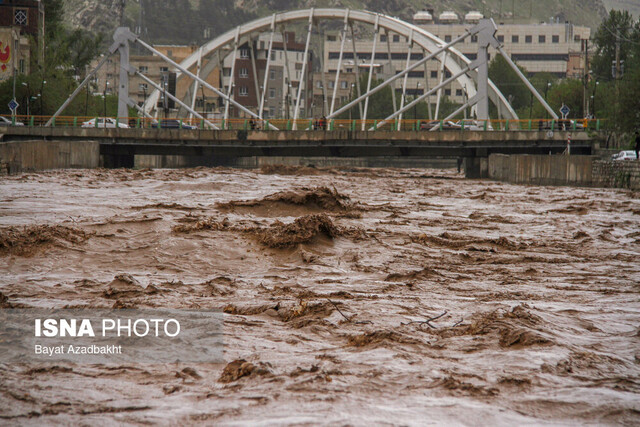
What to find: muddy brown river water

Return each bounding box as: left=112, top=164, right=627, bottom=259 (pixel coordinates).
left=0, top=166, right=639, bottom=425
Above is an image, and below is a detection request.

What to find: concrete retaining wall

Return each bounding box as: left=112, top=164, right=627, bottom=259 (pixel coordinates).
left=489, top=154, right=640, bottom=189
left=133, top=155, right=457, bottom=169
left=488, top=154, right=593, bottom=186
left=592, top=160, right=640, bottom=190
left=0, top=140, right=100, bottom=175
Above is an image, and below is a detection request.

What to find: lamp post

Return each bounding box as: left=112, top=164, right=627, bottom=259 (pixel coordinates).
left=21, top=82, right=30, bottom=116
left=591, top=80, right=599, bottom=118
left=544, top=81, right=551, bottom=119
left=349, top=83, right=355, bottom=121
left=39, top=80, right=46, bottom=116
left=414, top=82, right=421, bottom=121
left=103, top=81, right=109, bottom=117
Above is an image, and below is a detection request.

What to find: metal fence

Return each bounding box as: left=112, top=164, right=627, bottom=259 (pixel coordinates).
left=3, top=115, right=604, bottom=132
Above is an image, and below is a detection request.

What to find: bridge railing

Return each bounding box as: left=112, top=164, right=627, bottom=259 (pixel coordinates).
left=3, top=115, right=604, bottom=132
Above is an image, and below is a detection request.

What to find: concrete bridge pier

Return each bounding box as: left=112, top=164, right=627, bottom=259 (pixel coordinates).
left=463, top=148, right=489, bottom=179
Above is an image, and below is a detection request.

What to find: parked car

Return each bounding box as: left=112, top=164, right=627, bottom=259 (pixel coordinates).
left=0, top=116, right=24, bottom=126
left=611, top=150, right=638, bottom=161
left=420, top=120, right=461, bottom=131
left=81, top=118, right=129, bottom=128
left=150, top=119, right=198, bottom=130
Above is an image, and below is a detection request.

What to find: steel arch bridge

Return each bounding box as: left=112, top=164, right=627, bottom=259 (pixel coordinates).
left=49, top=8, right=558, bottom=129
left=145, top=8, right=518, bottom=123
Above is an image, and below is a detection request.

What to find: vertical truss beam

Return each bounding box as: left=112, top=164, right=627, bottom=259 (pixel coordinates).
left=423, top=49, right=432, bottom=119
left=349, top=22, right=364, bottom=119
left=434, top=51, right=447, bottom=119
left=249, top=37, right=261, bottom=115
left=384, top=28, right=397, bottom=115
left=259, top=14, right=276, bottom=118
left=292, top=9, right=314, bottom=129
left=398, top=28, right=413, bottom=127
left=281, top=30, right=294, bottom=119
left=224, top=27, right=240, bottom=121
left=188, top=46, right=203, bottom=119
left=362, top=14, right=380, bottom=130
left=329, top=9, right=350, bottom=116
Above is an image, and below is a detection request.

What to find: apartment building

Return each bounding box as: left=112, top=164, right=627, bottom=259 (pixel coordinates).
left=93, top=45, right=221, bottom=117
left=323, top=10, right=590, bottom=105
left=0, top=0, right=45, bottom=82
left=220, top=31, right=313, bottom=119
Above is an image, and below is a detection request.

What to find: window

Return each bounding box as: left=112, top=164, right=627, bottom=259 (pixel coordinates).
left=166, top=50, right=173, bottom=57
left=431, top=70, right=438, bottom=78
left=539, top=35, right=546, bottom=43
left=552, top=35, right=559, bottom=43
left=445, top=35, right=452, bottom=42
left=240, top=48, right=249, bottom=58
left=269, top=107, right=275, bottom=117
left=380, top=34, right=387, bottom=42
left=346, top=68, right=353, bottom=73
left=223, top=68, right=231, bottom=77
left=340, top=81, right=348, bottom=89
left=393, top=35, right=400, bottom=42
left=470, top=35, right=478, bottom=43
left=525, top=35, right=532, bottom=43
left=316, top=81, right=323, bottom=88
left=239, top=86, right=249, bottom=96
left=139, top=83, right=148, bottom=91
left=444, top=89, right=451, bottom=96
left=445, top=70, right=452, bottom=78
left=19, top=59, right=25, bottom=74
left=512, top=35, right=519, bottom=43
left=14, top=9, right=27, bottom=26
left=139, top=66, right=148, bottom=73
left=456, top=89, right=463, bottom=96
left=160, top=67, right=169, bottom=72
left=328, top=81, right=335, bottom=89
left=327, top=35, right=337, bottom=42
left=269, top=88, right=276, bottom=98
left=239, top=67, right=249, bottom=78
left=271, top=51, right=275, bottom=61
left=497, top=35, right=504, bottom=43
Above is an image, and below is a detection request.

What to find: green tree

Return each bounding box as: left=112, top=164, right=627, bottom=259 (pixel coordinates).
left=591, top=10, right=639, bottom=81
left=488, top=55, right=530, bottom=112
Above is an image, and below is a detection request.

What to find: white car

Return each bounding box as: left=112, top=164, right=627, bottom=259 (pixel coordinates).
left=0, top=116, right=25, bottom=126
left=611, top=150, right=638, bottom=161
left=81, top=118, right=129, bottom=128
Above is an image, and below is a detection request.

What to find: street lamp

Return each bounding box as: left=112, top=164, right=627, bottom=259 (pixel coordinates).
left=591, top=80, right=599, bottom=118
left=349, top=83, right=355, bottom=121
left=103, top=81, right=109, bottom=117
left=544, top=81, right=551, bottom=119
left=414, top=82, right=421, bottom=121
left=21, top=82, right=30, bottom=116
left=39, top=80, right=46, bottom=116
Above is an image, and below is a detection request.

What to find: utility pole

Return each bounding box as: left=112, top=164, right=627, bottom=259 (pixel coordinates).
left=582, top=39, right=589, bottom=117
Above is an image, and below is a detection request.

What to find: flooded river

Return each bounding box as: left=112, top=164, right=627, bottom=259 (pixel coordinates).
left=1, top=166, right=639, bottom=425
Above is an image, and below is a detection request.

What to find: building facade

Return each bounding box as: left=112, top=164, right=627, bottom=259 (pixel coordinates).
left=0, top=0, right=44, bottom=83
left=220, top=31, right=313, bottom=119
left=92, top=45, right=221, bottom=118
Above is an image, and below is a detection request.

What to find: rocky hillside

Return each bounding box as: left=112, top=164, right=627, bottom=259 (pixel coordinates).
left=63, top=0, right=611, bottom=44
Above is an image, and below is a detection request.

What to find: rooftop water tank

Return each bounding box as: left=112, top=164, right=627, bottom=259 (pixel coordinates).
left=439, top=11, right=459, bottom=24
left=413, top=11, right=434, bottom=24
left=465, top=11, right=483, bottom=23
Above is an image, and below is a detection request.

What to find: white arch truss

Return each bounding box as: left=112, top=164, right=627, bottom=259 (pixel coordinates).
left=142, top=8, right=519, bottom=121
